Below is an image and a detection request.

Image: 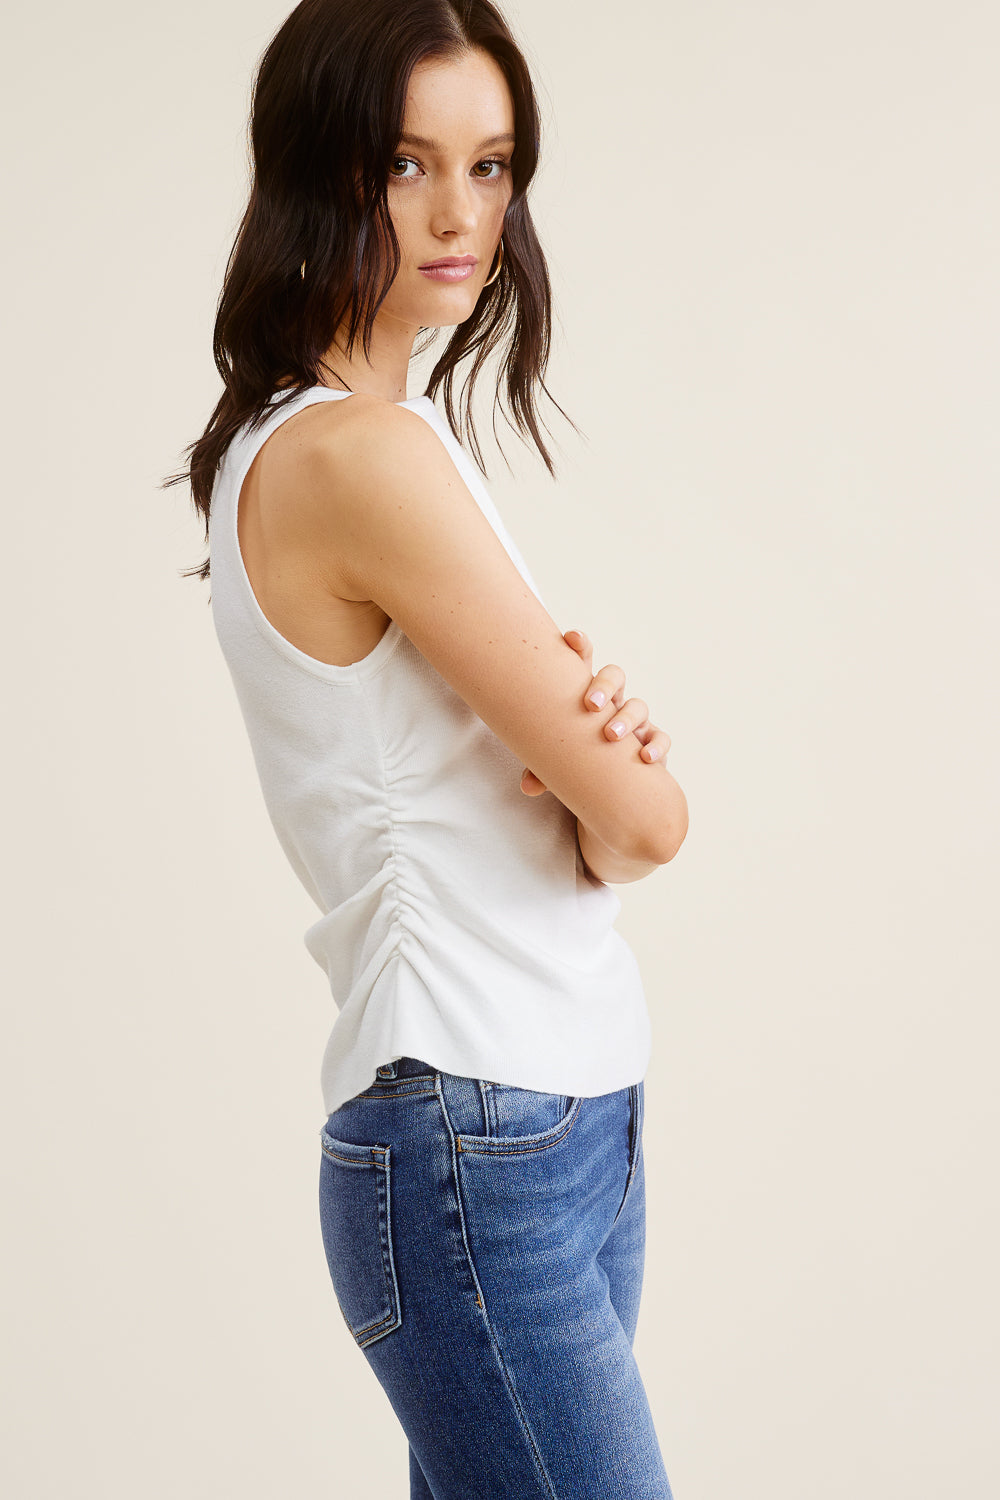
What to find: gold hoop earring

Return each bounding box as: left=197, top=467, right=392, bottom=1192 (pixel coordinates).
left=483, top=237, right=504, bottom=286
left=300, top=259, right=307, bottom=280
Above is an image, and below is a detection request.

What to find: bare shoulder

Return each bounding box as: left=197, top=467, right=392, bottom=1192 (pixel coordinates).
left=264, top=390, right=396, bottom=465
left=290, top=394, right=474, bottom=577
left=252, top=393, right=429, bottom=567
left=301, top=391, right=451, bottom=485
left=271, top=392, right=447, bottom=508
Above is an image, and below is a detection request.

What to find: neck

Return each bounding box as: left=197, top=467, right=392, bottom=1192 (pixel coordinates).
left=317, top=310, right=422, bottom=403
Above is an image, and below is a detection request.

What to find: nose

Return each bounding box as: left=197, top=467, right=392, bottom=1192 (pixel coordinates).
left=427, top=170, right=478, bottom=239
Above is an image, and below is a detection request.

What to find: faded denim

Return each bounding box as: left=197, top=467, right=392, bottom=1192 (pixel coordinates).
left=318, top=1055, right=675, bottom=1499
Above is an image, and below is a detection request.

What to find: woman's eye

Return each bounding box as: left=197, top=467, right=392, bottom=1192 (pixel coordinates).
left=388, top=155, right=510, bottom=182
left=388, top=156, right=419, bottom=180
left=472, top=157, right=509, bottom=180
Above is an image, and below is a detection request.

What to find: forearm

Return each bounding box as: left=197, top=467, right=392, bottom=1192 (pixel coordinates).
left=575, top=817, right=661, bottom=885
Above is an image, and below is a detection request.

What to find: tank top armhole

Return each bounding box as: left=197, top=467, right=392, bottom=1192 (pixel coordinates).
left=217, top=387, right=432, bottom=685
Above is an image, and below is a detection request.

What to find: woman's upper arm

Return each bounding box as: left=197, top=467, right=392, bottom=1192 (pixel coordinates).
left=300, top=397, right=681, bottom=864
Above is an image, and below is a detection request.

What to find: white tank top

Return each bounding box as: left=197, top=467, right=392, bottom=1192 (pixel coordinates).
left=208, top=386, right=652, bottom=1115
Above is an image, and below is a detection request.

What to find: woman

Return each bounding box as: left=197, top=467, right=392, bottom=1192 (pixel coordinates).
left=167, top=0, right=687, bottom=1493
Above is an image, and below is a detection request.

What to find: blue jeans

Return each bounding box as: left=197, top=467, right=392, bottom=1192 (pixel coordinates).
left=318, top=1055, right=675, bottom=1498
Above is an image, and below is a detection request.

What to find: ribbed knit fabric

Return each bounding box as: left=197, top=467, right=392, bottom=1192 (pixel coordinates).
left=208, top=386, right=651, bottom=1115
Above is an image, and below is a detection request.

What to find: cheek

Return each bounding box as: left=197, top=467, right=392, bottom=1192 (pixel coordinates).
left=384, top=198, right=404, bottom=240
left=495, top=184, right=514, bottom=230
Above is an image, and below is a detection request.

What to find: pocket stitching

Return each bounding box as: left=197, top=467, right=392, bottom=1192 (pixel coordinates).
left=318, top=1133, right=401, bottom=1347
left=457, top=1095, right=583, bottom=1156
left=356, top=1078, right=438, bottom=1100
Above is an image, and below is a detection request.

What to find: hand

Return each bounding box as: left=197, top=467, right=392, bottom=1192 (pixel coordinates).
left=519, top=628, right=672, bottom=796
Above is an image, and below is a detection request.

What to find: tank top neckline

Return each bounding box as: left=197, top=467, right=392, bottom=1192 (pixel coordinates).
left=268, top=384, right=434, bottom=411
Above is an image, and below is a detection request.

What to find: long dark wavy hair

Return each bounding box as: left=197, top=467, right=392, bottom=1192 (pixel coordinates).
left=162, top=0, right=574, bottom=584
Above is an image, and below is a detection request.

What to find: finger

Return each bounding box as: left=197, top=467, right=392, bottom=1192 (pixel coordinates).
left=520, top=766, right=548, bottom=796
left=603, top=695, right=649, bottom=741
left=586, top=662, right=626, bottom=711
left=563, top=629, right=593, bottom=672
left=632, top=722, right=672, bottom=763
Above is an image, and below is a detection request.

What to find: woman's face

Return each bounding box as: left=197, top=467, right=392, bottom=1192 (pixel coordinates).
left=380, top=47, right=515, bottom=329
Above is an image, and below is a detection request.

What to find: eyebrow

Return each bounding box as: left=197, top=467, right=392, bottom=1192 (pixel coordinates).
left=396, top=131, right=516, bottom=152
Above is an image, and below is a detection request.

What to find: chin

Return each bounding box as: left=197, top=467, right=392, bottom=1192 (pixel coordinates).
left=410, top=293, right=480, bottom=328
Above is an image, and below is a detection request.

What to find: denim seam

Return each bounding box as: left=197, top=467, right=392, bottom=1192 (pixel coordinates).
left=319, top=1138, right=402, bottom=1347
left=435, top=1075, right=559, bottom=1500
left=361, top=1145, right=402, bottom=1348
left=612, top=1084, right=642, bottom=1226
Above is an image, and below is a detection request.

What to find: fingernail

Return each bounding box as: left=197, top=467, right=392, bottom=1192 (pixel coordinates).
left=588, top=690, right=606, bottom=708
left=608, top=720, right=625, bottom=738
left=646, top=746, right=660, bottom=761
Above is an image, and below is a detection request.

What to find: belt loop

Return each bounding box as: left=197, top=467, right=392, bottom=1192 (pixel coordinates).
left=438, top=1068, right=488, bottom=1138
left=376, top=1059, right=398, bottom=1080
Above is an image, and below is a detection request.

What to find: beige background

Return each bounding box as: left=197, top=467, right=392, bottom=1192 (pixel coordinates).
left=3, top=1, right=997, bottom=1495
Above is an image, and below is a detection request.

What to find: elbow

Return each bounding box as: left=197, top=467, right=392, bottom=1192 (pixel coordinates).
left=632, top=788, right=689, bottom=867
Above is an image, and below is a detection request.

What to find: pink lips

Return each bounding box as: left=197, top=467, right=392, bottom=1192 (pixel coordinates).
left=419, top=254, right=477, bottom=283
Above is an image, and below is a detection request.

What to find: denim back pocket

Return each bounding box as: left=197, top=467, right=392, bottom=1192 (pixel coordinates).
left=318, top=1128, right=401, bottom=1347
